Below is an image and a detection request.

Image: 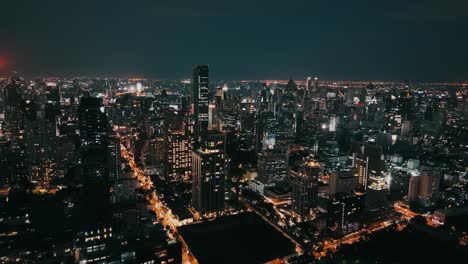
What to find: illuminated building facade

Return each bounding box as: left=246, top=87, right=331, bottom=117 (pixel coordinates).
left=408, top=166, right=440, bottom=208
left=142, top=136, right=165, bottom=176
left=24, top=99, right=57, bottom=187
left=3, top=74, right=27, bottom=183
left=327, top=192, right=364, bottom=236
left=107, top=136, right=121, bottom=182
left=166, top=129, right=191, bottom=182
left=193, top=65, right=209, bottom=137
left=257, top=149, right=288, bottom=185
left=352, top=152, right=368, bottom=189
left=291, top=157, right=321, bottom=222
left=192, top=132, right=226, bottom=216
left=78, top=97, right=109, bottom=184
left=329, top=168, right=359, bottom=198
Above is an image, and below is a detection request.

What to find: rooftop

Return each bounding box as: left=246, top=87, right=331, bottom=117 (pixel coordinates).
left=179, top=212, right=295, bottom=264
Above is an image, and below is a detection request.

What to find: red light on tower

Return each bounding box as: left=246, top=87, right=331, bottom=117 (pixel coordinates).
left=0, top=55, right=7, bottom=70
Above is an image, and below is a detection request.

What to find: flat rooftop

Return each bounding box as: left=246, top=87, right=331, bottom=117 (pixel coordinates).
left=179, top=212, right=295, bottom=264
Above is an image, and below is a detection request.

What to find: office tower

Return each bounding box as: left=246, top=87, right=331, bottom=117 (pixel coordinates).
left=74, top=96, right=114, bottom=236
left=419, top=168, right=440, bottom=207
left=3, top=74, right=26, bottom=183
left=24, top=100, right=42, bottom=183
left=256, top=83, right=274, bottom=113
left=142, top=136, right=165, bottom=176
left=313, top=77, right=319, bottom=92
left=353, top=143, right=386, bottom=190
left=352, top=143, right=388, bottom=211
left=329, top=168, right=359, bottom=198
left=192, top=132, right=226, bottom=216
left=364, top=143, right=388, bottom=210
left=3, top=75, right=23, bottom=145
left=73, top=226, right=118, bottom=263
left=365, top=143, right=387, bottom=191
left=408, top=174, right=420, bottom=205
left=78, top=97, right=109, bottom=184
left=400, top=120, right=412, bottom=137
left=305, top=77, right=312, bottom=98
left=208, top=103, right=223, bottom=131
left=353, top=152, right=368, bottom=189
left=240, top=110, right=255, bottom=134
left=220, top=98, right=240, bottom=132
left=329, top=115, right=338, bottom=132
left=193, top=65, right=209, bottom=137
left=327, top=192, right=364, bottom=236
left=24, top=100, right=56, bottom=187
left=274, top=128, right=295, bottom=150
left=166, top=129, right=191, bottom=182
left=344, top=88, right=355, bottom=105
left=107, top=136, right=121, bottom=182
left=257, top=149, right=288, bottom=185
left=291, top=157, right=320, bottom=222
left=40, top=86, right=60, bottom=185
left=55, top=136, right=76, bottom=178
left=0, top=140, right=12, bottom=187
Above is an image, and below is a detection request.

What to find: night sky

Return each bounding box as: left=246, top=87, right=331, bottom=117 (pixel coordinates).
left=1, top=0, right=467, bottom=80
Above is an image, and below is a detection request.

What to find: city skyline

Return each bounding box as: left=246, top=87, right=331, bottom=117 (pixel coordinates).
left=1, top=1, right=467, bottom=263
left=0, top=66, right=466, bottom=263
left=1, top=0, right=468, bottom=80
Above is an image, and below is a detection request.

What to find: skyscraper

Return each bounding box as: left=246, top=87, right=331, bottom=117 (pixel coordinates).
left=41, top=85, right=60, bottom=185
left=352, top=143, right=386, bottom=191
left=107, top=136, right=121, bottom=182
left=24, top=99, right=56, bottom=187
left=419, top=167, right=440, bottom=207
left=408, top=167, right=440, bottom=208
left=24, top=100, right=43, bottom=184
left=256, top=149, right=288, bottom=185
left=193, top=65, right=209, bottom=138
left=313, top=77, right=319, bottom=92
left=408, top=174, right=420, bottom=205
left=365, top=143, right=387, bottom=191
left=191, top=132, right=226, bottom=216
left=78, top=97, right=109, bottom=184
left=362, top=143, right=388, bottom=211
left=166, top=129, right=191, bottom=182
left=329, top=168, right=359, bottom=198
left=353, top=152, right=368, bottom=189
left=291, top=157, right=321, bottom=222
left=3, top=74, right=26, bottom=183
left=142, top=136, right=166, bottom=176
left=75, top=96, right=115, bottom=232
left=327, top=192, right=364, bottom=236
left=306, top=77, right=312, bottom=98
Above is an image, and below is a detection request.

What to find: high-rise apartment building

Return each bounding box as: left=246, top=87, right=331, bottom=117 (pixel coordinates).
left=166, top=129, right=191, bottom=182
left=408, top=166, right=440, bottom=208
